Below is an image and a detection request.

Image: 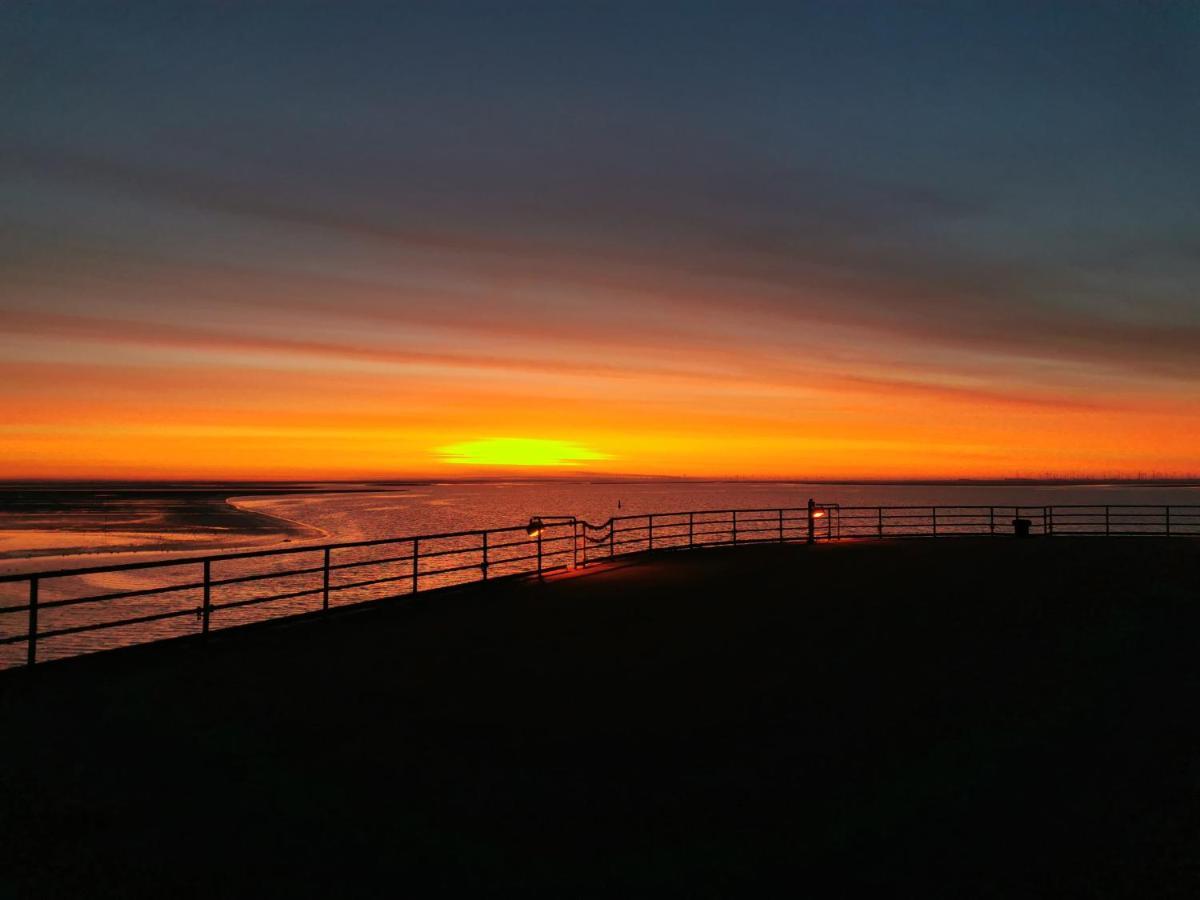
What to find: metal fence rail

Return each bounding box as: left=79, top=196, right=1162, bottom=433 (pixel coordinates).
left=0, top=518, right=580, bottom=670
left=1, top=503, right=1196, bottom=670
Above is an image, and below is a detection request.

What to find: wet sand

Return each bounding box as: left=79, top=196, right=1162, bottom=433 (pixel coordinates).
left=3, top=537, right=1200, bottom=896
left=0, top=483, right=402, bottom=573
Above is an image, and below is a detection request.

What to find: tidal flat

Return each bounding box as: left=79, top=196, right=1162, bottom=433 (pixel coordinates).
left=0, top=482, right=404, bottom=568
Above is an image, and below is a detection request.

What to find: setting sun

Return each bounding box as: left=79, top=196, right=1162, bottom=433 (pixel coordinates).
left=436, top=438, right=612, bottom=468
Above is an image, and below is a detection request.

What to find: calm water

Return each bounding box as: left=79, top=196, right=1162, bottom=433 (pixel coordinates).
left=237, top=480, right=1200, bottom=543
left=3, top=481, right=1199, bottom=668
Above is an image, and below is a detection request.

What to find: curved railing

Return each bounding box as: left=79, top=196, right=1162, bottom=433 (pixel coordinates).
left=1, top=503, right=1197, bottom=670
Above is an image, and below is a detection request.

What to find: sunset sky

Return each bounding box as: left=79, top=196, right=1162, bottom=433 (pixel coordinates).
left=4, top=2, right=1199, bottom=479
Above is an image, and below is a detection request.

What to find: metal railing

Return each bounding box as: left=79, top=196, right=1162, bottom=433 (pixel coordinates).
left=1, top=503, right=1196, bottom=670
left=0, top=518, right=581, bottom=670
left=578, top=504, right=1200, bottom=557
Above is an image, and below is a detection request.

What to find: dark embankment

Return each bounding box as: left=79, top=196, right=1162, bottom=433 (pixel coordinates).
left=3, top=538, right=1200, bottom=897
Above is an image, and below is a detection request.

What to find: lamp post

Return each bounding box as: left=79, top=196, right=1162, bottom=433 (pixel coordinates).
left=527, top=515, right=578, bottom=577
left=807, top=499, right=828, bottom=543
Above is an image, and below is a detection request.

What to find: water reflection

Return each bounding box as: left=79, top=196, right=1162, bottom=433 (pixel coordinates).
left=3, top=481, right=1199, bottom=667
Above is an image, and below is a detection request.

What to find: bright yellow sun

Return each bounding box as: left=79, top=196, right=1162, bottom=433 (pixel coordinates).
left=436, top=437, right=612, bottom=468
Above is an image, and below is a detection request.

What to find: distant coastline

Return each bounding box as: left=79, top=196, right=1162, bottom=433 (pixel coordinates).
left=5, top=477, right=1198, bottom=488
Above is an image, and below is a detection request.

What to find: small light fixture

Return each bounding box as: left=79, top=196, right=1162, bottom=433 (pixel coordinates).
left=812, top=509, right=826, bottom=519
left=526, top=517, right=544, bottom=538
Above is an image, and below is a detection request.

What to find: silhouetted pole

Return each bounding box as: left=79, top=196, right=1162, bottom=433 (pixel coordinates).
left=322, top=547, right=330, bottom=610
left=807, top=498, right=816, bottom=544
left=201, top=560, right=211, bottom=635
left=27, top=576, right=38, bottom=667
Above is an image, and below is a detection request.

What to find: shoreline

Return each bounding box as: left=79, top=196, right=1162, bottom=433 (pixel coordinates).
left=223, top=494, right=331, bottom=543
left=0, top=488, right=343, bottom=575
left=3, top=478, right=1197, bottom=577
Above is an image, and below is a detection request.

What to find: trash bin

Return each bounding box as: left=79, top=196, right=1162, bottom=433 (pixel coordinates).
left=1013, top=518, right=1032, bottom=537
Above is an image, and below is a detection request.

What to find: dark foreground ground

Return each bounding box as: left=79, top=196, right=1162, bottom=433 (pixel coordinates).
left=3, top=538, right=1200, bottom=897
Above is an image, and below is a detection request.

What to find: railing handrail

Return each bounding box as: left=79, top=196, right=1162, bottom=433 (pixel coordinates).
left=3, top=501, right=1198, bottom=670
left=0, top=520, right=564, bottom=585
left=4, top=502, right=1199, bottom=584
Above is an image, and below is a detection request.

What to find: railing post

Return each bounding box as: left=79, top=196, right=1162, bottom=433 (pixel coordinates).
left=201, top=560, right=211, bottom=636
left=732, top=510, right=738, bottom=545
left=807, top=498, right=815, bottom=544
left=989, top=507, right=995, bottom=535
left=648, top=515, right=654, bottom=551
left=1048, top=506, right=1054, bottom=536
left=26, top=576, right=38, bottom=667
left=1105, top=506, right=1110, bottom=536
left=778, top=508, right=784, bottom=543
left=1043, top=507, right=1049, bottom=536
left=688, top=512, right=694, bottom=549
left=322, top=547, right=330, bottom=611
left=537, top=529, right=543, bottom=578
left=878, top=507, right=883, bottom=538
left=1166, top=506, right=1171, bottom=536
left=572, top=521, right=579, bottom=568
left=610, top=521, right=615, bottom=557
left=577, top=522, right=586, bottom=568
left=481, top=530, right=489, bottom=580
left=932, top=507, right=937, bottom=537
left=412, top=538, right=419, bottom=594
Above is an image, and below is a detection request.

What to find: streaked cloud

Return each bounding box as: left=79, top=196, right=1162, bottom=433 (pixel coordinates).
left=2, top=3, right=1198, bottom=478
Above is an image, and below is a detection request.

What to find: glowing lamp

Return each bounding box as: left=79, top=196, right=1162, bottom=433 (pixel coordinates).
left=526, top=517, right=544, bottom=538
left=813, top=510, right=826, bottom=519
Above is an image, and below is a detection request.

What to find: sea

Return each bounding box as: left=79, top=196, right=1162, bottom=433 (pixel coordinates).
left=2, top=480, right=1198, bottom=668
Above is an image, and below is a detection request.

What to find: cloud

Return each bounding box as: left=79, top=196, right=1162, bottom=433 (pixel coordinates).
left=8, top=142, right=1199, bottom=390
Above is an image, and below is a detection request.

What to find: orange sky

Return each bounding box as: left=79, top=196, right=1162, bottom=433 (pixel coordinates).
left=2, top=259, right=1197, bottom=480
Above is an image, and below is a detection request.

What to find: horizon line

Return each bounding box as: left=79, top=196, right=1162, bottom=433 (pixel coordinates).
left=4, top=475, right=1200, bottom=487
